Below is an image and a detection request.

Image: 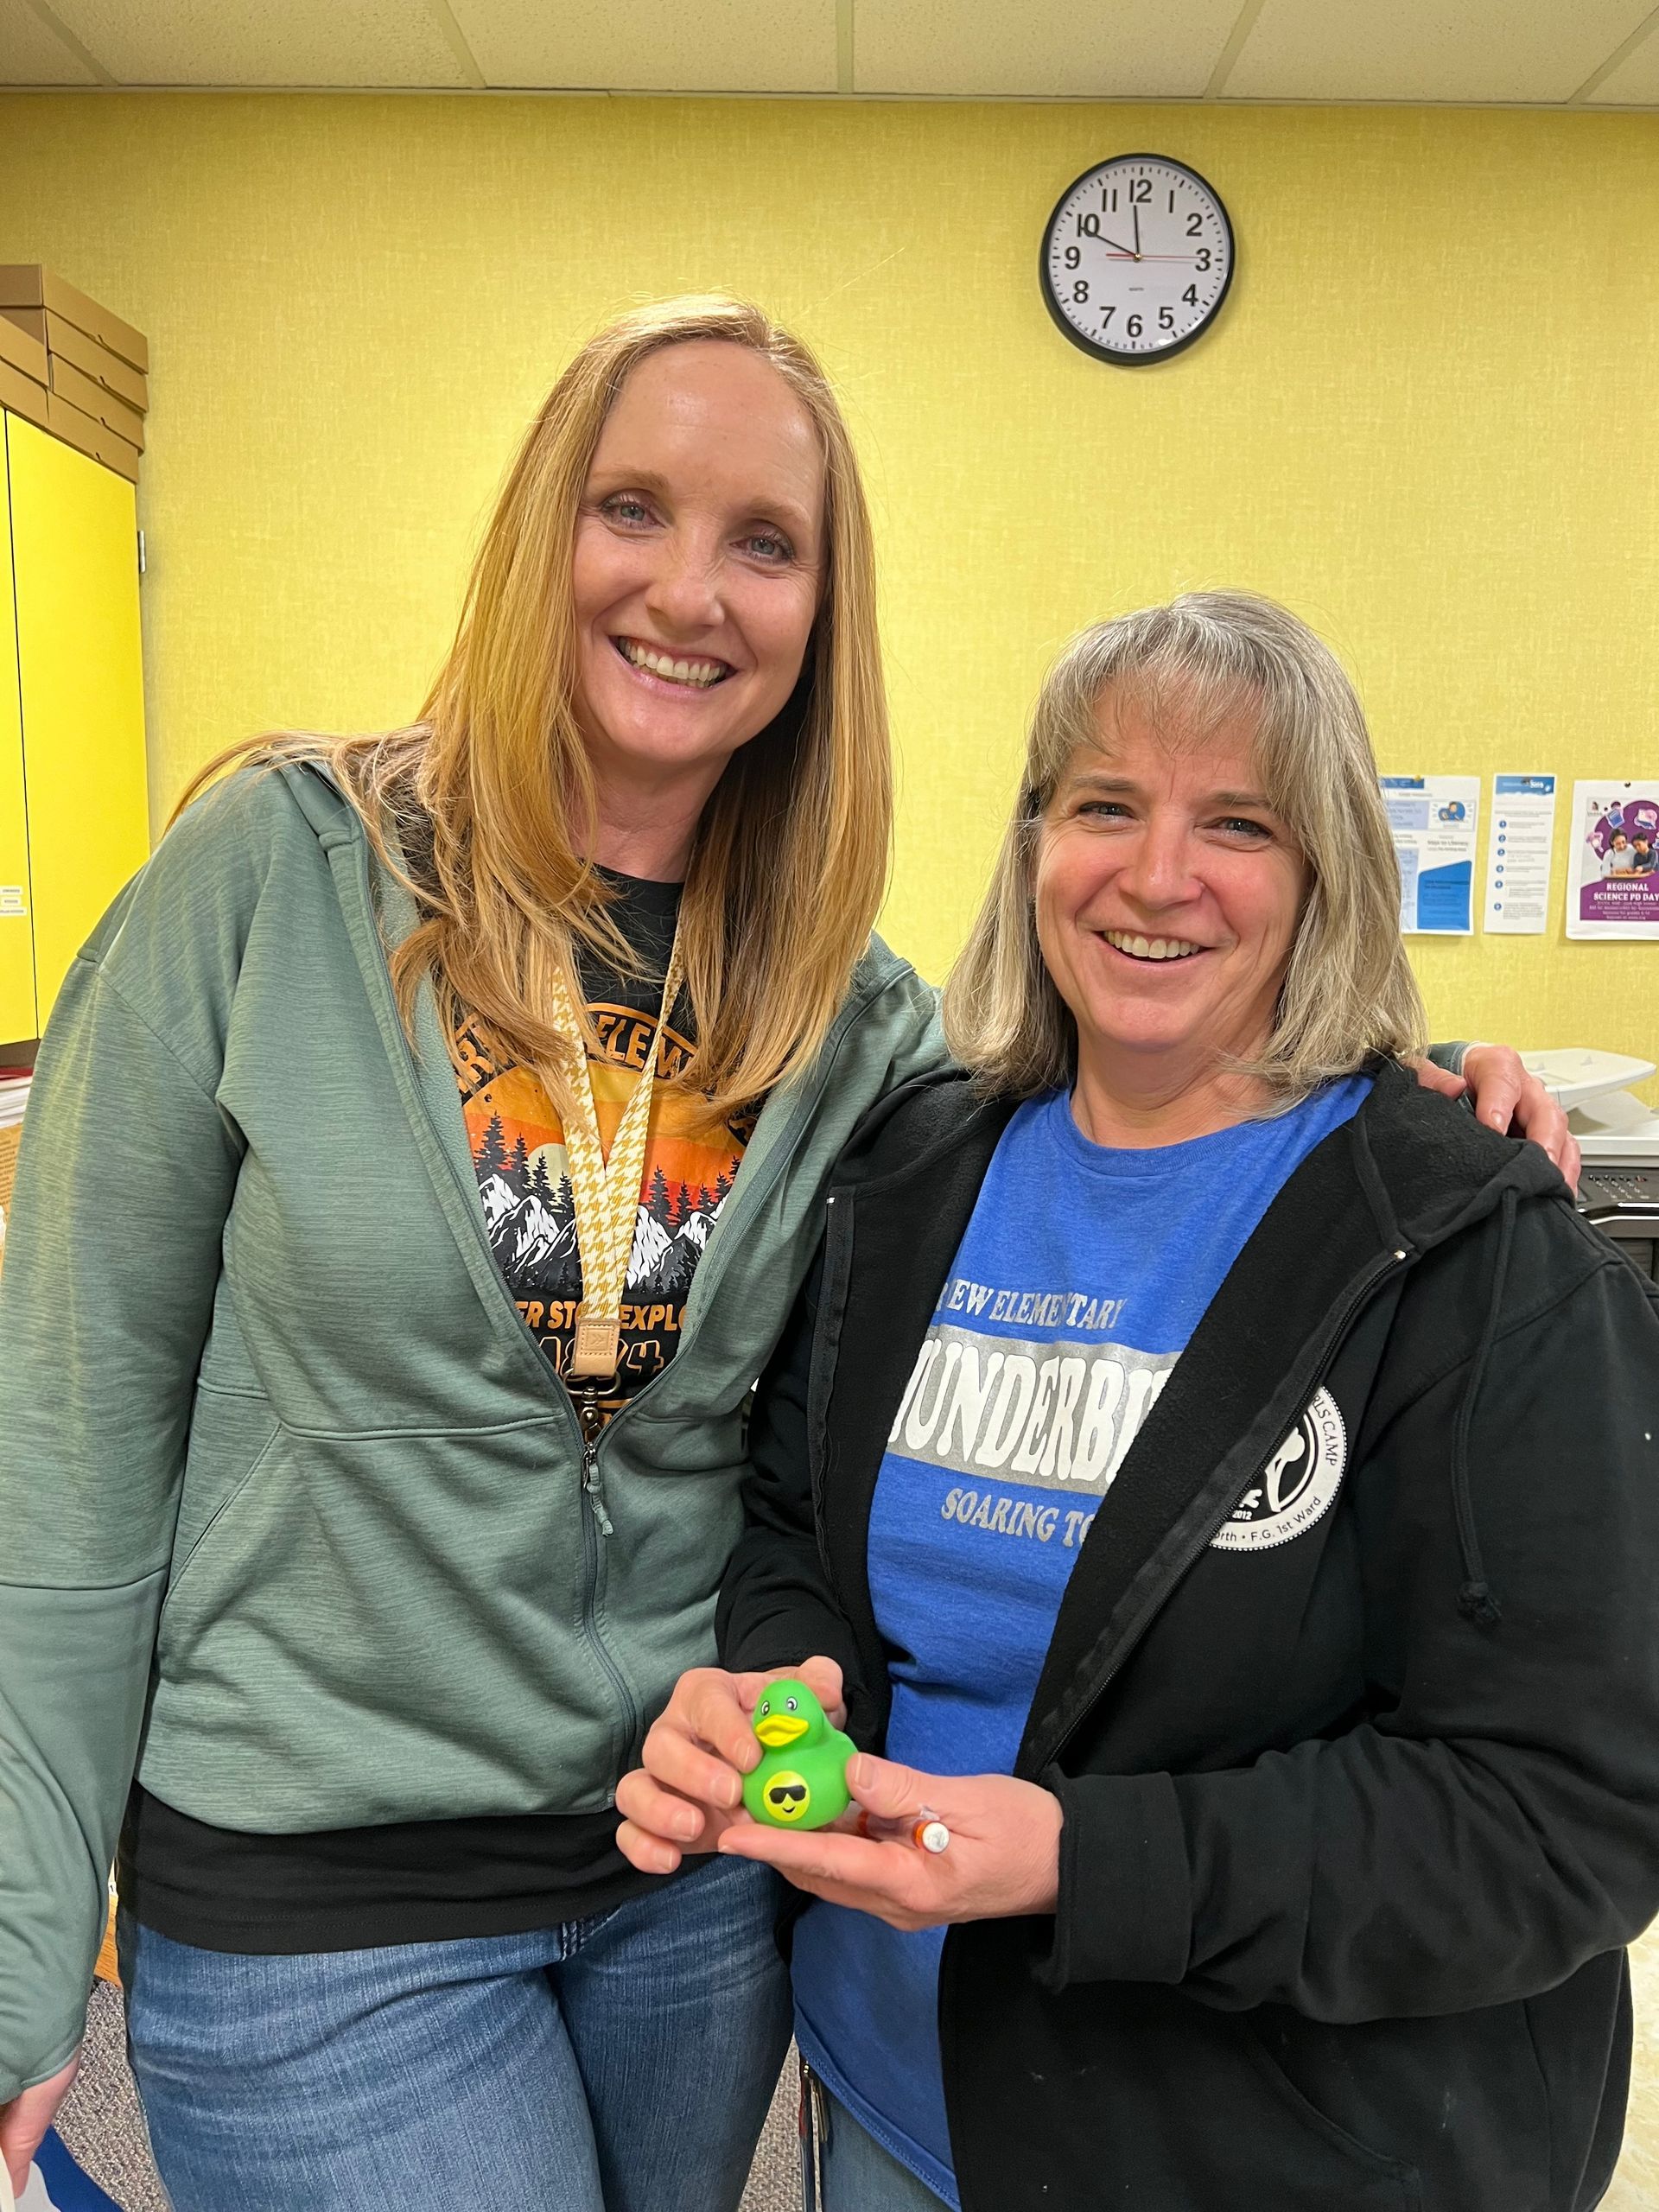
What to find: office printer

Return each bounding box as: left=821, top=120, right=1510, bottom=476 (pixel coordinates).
left=1521, top=1049, right=1659, bottom=1284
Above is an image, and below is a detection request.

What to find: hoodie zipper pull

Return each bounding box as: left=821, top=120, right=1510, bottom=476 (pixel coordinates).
left=577, top=1390, right=614, bottom=1538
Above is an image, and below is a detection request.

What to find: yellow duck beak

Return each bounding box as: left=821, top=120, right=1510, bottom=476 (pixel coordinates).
left=754, top=1713, right=809, bottom=1748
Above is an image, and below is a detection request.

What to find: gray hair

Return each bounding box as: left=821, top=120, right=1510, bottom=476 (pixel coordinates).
left=942, top=591, right=1426, bottom=1103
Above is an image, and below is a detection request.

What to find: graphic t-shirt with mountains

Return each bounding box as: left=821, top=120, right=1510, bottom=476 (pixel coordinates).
left=118, top=869, right=764, bottom=1954
left=458, top=868, right=759, bottom=1421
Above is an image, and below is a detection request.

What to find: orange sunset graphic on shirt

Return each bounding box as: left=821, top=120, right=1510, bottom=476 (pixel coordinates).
left=457, top=1007, right=760, bottom=1402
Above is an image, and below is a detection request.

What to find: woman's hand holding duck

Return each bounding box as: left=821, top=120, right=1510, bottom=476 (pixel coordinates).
left=615, top=1655, right=846, bottom=1873
left=716, top=1756, right=1064, bottom=1932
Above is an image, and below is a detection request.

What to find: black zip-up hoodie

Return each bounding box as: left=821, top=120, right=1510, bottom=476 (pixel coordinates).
left=718, top=1059, right=1659, bottom=2212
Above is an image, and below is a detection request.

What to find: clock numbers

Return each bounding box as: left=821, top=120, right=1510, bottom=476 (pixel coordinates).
left=1039, top=154, right=1235, bottom=365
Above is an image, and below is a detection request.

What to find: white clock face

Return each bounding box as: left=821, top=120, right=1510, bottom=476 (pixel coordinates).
left=1041, top=155, right=1234, bottom=365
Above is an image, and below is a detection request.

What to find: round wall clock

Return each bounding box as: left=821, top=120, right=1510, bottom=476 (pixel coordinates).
left=1039, top=154, right=1235, bottom=366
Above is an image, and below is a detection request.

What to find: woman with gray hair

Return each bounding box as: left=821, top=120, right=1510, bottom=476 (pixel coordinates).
left=620, top=591, right=1659, bottom=2211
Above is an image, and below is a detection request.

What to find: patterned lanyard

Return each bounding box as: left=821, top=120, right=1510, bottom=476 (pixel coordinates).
left=547, top=929, right=684, bottom=1383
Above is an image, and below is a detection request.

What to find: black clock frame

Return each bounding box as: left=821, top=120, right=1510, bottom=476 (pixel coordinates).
left=1039, top=152, right=1236, bottom=367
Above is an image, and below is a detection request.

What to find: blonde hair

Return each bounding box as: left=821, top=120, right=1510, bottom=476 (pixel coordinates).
left=177, top=295, right=891, bottom=1120
left=944, top=590, right=1426, bottom=1103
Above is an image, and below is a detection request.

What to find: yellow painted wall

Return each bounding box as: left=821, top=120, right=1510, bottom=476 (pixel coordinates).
left=0, top=92, right=1654, bottom=1091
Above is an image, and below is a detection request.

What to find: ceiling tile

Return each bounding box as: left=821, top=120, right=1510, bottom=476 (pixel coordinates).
left=0, top=0, right=98, bottom=82
left=854, top=0, right=1241, bottom=97
left=454, top=0, right=837, bottom=92
left=1225, top=0, right=1658, bottom=104
left=1585, top=22, right=1659, bottom=102
left=46, top=0, right=472, bottom=86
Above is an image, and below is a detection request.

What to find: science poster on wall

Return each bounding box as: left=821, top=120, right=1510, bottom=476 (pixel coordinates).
left=1567, top=782, right=1659, bottom=939
left=1380, top=775, right=1479, bottom=934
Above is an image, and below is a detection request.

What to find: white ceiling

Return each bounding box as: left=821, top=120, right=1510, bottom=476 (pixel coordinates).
left=4, top=0, right=1659, bottom=105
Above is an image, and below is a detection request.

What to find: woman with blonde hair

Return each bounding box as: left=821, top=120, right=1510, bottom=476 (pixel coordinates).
left=0, top=308, right=1558, bottom=2209
left=624, top=593, right=1659, bottom=2212
left=0, top=296, right=938, bottom=2211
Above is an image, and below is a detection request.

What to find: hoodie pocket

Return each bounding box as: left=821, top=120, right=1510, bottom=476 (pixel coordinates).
left=1241, top=2029, right=1424, bottom=2209
left=164, top=1382, right=282, bottom=1605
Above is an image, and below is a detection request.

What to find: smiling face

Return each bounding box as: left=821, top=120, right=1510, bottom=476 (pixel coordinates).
left=569, top=340, right=826, bottom=829
left=1034, top=684, right=1308, bottom=1136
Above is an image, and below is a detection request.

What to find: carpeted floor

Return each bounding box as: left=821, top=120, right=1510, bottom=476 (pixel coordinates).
left=54, top=1988, right=168, bottom=2212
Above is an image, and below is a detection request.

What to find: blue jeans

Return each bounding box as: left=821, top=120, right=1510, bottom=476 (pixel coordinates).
left=808, top=2078, right=950, bottom=2211
left=121, top=1855, right=791, bottom=2212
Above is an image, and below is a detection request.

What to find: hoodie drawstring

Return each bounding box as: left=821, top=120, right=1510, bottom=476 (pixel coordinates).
left=1452, top=1186, right=1517, bottom=1629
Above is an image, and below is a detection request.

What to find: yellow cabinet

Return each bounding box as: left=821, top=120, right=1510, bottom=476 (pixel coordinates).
left=0, top=429, right=32, bottom=1043
left=0, top=410, right=148, bottom=1040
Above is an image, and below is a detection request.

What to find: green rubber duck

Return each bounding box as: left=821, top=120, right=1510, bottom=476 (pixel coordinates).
left=742, top=1678, right=856, bottom=1831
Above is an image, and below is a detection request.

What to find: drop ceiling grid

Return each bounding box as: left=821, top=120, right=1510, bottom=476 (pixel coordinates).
left=1222, top=0, right=1659, bottom=103
left=449, top=0, right=838, bottom=92
left=0, top=0, right=98, bottom=80
left=40, top=0, right=473, bottom=86
left=1586, top=16, right=1659, bottom=102
left=1, top=0, right=1658, bottom=104
left=849, top=0, right=1240, bottom=98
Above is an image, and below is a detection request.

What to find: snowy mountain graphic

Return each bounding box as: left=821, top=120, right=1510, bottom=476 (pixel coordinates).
left=632, top=1208, right=721, bottom=1297
left=468, top=1109, right=734, bottom=1307
left=629, top=1205, right=672, bottom=1287
left=478, top=1173, right=519, bottom=1232
left=499, top=1190, right=580, bottom=1284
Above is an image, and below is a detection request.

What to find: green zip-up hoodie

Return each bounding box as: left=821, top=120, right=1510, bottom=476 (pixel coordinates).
left=0, top=761, right=944, bottom=2101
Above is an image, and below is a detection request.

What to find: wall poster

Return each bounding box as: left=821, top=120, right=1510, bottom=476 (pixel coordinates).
left=1567, top=782, right=1659, bottom=939
left=1381, top=775, right=1479, bottom=935
left=1484, top=774, right=1557, bottom=935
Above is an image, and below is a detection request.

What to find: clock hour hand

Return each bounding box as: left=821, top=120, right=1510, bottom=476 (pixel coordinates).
left=1097, top=229, right=1135, bottom=256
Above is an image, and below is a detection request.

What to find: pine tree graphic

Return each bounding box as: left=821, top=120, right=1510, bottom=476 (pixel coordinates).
left=530, top=1152, right=554, bottom=1199
left=647, top=1165, right=671, bottom=1223
left=509, top=1134, right=531, bottom=1185
left=475, top=1112, right=508, bottom=1178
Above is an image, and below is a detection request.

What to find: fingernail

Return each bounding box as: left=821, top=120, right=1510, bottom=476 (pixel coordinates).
left=675, top=1814, right=701, bottom=1841
left=849, top=1755, right=872, bottom=1790
left=718, top=1775, right=742, bottom=1808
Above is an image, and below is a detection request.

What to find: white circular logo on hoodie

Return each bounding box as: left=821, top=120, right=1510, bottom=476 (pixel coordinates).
left=1211, top=1389, right=1347, bottom=1553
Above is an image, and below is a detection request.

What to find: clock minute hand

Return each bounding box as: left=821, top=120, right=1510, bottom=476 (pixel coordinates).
left=1132, top=203, right=1141, bottom=259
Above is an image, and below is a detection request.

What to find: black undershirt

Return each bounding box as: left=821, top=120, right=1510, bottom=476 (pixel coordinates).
left=121, top=874, right=729, bottom=1954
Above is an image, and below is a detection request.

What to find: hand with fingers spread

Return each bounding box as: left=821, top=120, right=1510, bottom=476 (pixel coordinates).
left=615, top=1656, right=847, bottom=1874
left=715, top=1753, right=1063, bottom=1933
left=1411, top=1044, right=1581, bottom=1190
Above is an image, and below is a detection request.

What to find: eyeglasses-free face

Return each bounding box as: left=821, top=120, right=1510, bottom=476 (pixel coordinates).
left=1035, top=688, right=1307, bottom=1135
left=570, top=340, right=826, bottom=827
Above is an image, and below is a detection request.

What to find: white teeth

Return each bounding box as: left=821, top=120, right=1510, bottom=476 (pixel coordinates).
left=619, top=639, right=729, bottom=688
left=1104, top=931, right=1203, bottom=962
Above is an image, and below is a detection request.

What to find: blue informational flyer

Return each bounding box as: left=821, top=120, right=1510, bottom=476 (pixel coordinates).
left=1380, top=775, right=1479, bottom=935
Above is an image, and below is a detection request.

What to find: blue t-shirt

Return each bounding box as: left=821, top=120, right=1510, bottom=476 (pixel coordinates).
left=791, top=1075, right=1371, bottom=2205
